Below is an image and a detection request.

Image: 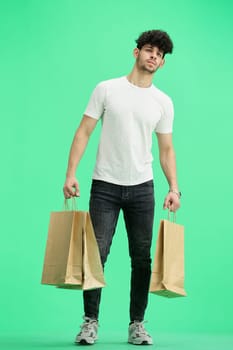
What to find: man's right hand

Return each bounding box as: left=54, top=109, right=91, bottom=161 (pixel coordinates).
left=63, top=176, right=80, bottom=198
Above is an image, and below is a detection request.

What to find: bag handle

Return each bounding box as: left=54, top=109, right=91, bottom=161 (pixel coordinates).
left=167, top=209, right=176, bottom=223
left=63, top=197, right=77, bottom=211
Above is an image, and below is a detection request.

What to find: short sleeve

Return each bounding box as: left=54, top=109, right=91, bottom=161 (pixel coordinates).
left=84, top=82, right=106, bottom=120
left=155, top=97, right=174, bottom=133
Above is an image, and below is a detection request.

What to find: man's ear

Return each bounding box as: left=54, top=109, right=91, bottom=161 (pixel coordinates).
left=133, top=48, right=139, bottom=58
left=159, top=58, right=165, bottom=68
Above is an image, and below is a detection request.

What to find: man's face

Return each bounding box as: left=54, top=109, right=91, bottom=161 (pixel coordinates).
left=134, top=44, right=165, bottom=74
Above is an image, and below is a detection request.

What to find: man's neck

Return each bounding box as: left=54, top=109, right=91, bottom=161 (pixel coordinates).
left=127, top=68, right=154, bottom=88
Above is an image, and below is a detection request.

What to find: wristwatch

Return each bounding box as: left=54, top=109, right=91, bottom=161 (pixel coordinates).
left=169, top=189, right=182, bottom=198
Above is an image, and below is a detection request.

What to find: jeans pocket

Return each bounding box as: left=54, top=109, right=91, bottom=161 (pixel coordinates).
left=91, top=180, right=118, bottom=198
left=142, top=180, right=154, bottom=188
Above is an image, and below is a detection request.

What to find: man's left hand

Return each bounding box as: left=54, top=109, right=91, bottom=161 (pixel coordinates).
left=163, top=192, right=180, bottom=212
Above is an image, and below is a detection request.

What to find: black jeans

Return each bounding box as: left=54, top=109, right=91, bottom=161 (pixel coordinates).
left=83, top=179, right=155, bottom=322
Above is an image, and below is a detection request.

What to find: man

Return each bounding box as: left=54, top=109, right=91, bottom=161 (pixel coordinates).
left=63, top=29, right=181, bottom=345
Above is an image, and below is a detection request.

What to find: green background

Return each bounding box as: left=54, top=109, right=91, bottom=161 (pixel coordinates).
left=1, top=0, right=233, bottom=348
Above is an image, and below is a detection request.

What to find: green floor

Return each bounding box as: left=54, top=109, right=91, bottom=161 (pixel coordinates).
left=1, top=332, right=233, bottom=350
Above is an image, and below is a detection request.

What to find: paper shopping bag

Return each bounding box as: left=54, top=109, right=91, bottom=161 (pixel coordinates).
left=41, top=210, right=82, bottom=287
left=149, top=218, right=187, bottom=297
left=82, top=212, right=106, bottom=290
left=41, top=210, right=105, bottom=290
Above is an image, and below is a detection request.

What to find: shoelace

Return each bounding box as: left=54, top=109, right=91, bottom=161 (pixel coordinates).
left=133, top=321, right=148, bottom=335
left=81, top=320, right=98, bottom=333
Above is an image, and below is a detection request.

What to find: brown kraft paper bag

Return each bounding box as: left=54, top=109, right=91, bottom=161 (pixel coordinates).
left=41, top=210, right=105, bottom=290
left=149, top=218, right=187, bottom=297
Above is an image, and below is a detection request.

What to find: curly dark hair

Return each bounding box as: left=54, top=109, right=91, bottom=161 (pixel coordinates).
left=135, top=30, right=173, bottom=56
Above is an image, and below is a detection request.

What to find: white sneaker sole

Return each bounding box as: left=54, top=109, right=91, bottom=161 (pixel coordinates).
left=128, top=338, right=153, bottom=345
left=75, top=336, right=97, bottom=345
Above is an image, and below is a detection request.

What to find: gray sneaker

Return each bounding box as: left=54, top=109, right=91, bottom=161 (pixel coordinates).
left=75, top=316, right=98, bottom=345
left=128, top=321, right=153, bottom=345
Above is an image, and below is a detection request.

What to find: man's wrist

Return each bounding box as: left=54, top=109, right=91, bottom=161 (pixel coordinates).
left=169, top=189, right=182, bottom=199
left=66, top=173, right=76, bottom=179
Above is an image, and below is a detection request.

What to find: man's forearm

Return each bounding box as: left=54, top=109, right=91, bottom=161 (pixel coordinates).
left=159, top=147, right=179, bottom=190
left=66, top=132, right=89, bottom=178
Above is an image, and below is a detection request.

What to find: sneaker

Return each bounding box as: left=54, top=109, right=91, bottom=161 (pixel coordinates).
left=128, top=320, right=153, bottom=345
left=75, top=316, right=98, bottom=345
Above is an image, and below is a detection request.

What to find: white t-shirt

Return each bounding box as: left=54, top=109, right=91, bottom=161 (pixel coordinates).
left=84, top=76, right=174, bottom=186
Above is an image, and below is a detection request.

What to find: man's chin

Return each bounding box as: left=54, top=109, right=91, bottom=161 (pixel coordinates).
left=143, top=64, right=156, bottom=74
left=144, top=68, right=156, bottom=74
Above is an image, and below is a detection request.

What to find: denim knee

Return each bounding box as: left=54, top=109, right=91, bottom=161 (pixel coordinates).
left=131, top=256, right=152, bottom=269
